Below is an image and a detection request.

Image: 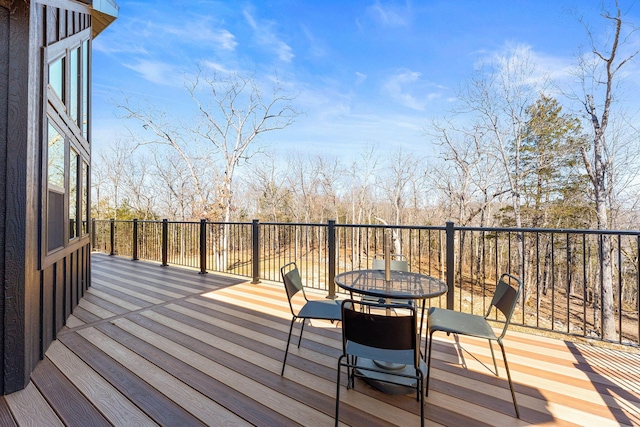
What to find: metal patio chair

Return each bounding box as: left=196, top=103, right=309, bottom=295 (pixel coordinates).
left=335, top=299, right=426, bottom=427
left=366, top=253, right=410, bottom=306
left=280, top=261, right=342, bottom=376
left=425, top=273, right=523, bottom=418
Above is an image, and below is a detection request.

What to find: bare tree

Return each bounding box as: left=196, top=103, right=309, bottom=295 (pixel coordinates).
left=348, top=145, right=380, bottom=226
left=284, top=153, right=333, bottom=223
left=117, top=100, right=214, bottom=217
left=118, top=70, right=298, bottom=269
left=573, top=0, right=639, bottom=340
left=346, top=146, right=381, bottom=267
left=430, top=47, right=547, bottom=303
left=243, top=154, right=291, bottom=221
left=460, top=48, right=545, bottom=233
left=185, top=71, right=298, bottom=222
left=92, top=139, right=135, bottom=219
left=428, top=120, right=507, bottom=226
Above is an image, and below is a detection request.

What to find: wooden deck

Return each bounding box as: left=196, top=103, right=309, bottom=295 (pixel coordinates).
left=1, top=253, right=639, bottom=426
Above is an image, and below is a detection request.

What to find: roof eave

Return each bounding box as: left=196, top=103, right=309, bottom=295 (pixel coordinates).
left=91, top=0, right=119, bottom=38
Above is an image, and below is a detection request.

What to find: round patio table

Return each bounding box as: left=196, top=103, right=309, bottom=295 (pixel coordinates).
left=334, top=269, right=447, bottom=394
left=334, top=269, right=447, bottom=302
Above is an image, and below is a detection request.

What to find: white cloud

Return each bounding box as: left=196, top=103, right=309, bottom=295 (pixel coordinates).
left=122, top=60, right=184, bottom=87
left=243, top=9, right=294, bottom=63
left=201, top=61, right=235, bottom=75
left=163, top=21, right=238, bottom=51
left=474, top=42, right=576, bottom=91
left=301, top=24, right=328, bottom=58
left=382, top=70, right=439, bottom=111
left=366, top=0, right=411, bottom=28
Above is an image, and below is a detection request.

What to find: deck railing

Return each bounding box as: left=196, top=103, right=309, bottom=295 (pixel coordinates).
left=91, top=219, right=640, bottom=346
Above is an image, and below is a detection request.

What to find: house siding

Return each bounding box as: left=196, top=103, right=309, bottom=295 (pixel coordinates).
left=0, top=0, right=93, bottom=394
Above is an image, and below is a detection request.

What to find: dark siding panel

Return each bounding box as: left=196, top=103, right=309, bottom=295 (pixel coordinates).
left=67, top=10, right=73, bottom=38
left=58, top=9, right=66, bottom=40
left=70, top=253, right=77, bottom=307
left=4, top=0, right=31, bottom=394
left=45, top=6, right=58, bottom=45
left=63, top=253, right=69, bottom=320
left=41, top=267, right=54, bottom=358
left=55, top=260, right=65, bottom=334
left=84, top=245, right=90, bottom=294
left=24, top=2, right=45, bottom=389
left=66, top=253, right=72, bottom=319
left=1, top=0, right=93, bottom=394
left=0, top=4, right=9, bottom=396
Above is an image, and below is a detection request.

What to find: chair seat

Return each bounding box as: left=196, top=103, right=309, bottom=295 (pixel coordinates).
left=428, top=307, right=497, bottom=340
left=298, top=299, right=342, bottom=321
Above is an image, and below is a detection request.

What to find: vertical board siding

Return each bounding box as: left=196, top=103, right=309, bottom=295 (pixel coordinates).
left=58, top=9, right=65, bottom=40
left=0, top=1, right=92, bottom=393
left=0, top=3, right=10, bottom=397
left=39, top=245, right=91, bottom=374
left=55, top=261, right=64, bottom=334
left=41, top=268, right=53, bottom=357
left=71, top=252, right=77, bottom=306
left=4, top=0, right=31, bottom=394
left=45, top=6, right=58, bottom=45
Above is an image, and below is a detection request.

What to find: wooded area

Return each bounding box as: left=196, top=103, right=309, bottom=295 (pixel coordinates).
left=91, top=2, right=639, bottom=342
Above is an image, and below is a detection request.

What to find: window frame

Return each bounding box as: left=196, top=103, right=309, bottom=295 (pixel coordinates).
left=41, top=28, right=92, bottom=268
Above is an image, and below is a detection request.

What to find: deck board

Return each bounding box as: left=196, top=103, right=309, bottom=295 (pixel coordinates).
left=30, top=358, right=112, bottom=427
left=2, top=252, right=639, bottom=426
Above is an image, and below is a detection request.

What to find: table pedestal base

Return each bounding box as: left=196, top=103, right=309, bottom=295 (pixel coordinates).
left=356, top=358, right=426, bottom=395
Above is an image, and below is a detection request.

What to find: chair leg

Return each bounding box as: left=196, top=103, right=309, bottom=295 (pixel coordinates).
left=499, top=341, right=520, bottom=418
left=348, top=356, right=357, bottom=389
left=335, top=357, right=343, bottom=427
left=488, top=339, right=498, bottom=376
left=297, top=318, right=306, bottom=348
left=418, top=301, right=426, bottom=339
left=281, top=316, right=296, bottom=376
left=420, top=376, right=425, bottom=427
left=425, top=331, right=434, bottom=396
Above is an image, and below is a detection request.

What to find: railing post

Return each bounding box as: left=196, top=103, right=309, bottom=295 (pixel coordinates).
left=445, top=221, right=455, bottom=310
left=109, top=218, right=115, bottom=256
left=251, top=219, right=260, bottom=284
left=199, top=219, right=207, bottom=274
left=132, top=219, right=138, bottom=261
left=328, top=219, right=336, bottom=299
left=161, top=219, right=168, bottom=267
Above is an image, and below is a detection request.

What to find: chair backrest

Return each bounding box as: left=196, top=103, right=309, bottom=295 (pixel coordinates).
left=372, top=254, right=409, bottom=272
left=280, top=262, right=307, bottom=314
left=341, top=299, right=418, bottom=367
left=486, top=273, right=523, bottom=339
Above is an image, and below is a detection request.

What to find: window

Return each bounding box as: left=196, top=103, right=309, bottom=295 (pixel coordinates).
left=70, top=47, right=79, bottom=125
left=69, top=148, right=79, bottom=239
left=82, top=40, right=89, bottom=138
left=49, top=56, right=65, bottom=104
left=47, top=123, right=65, bottom=252
left=82, top=160, right=89, bottom=235
left=42, top=29, right=92, bottom=264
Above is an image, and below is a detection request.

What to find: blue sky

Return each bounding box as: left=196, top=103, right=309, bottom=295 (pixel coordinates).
left=91, top=0, right=639, bottom=162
